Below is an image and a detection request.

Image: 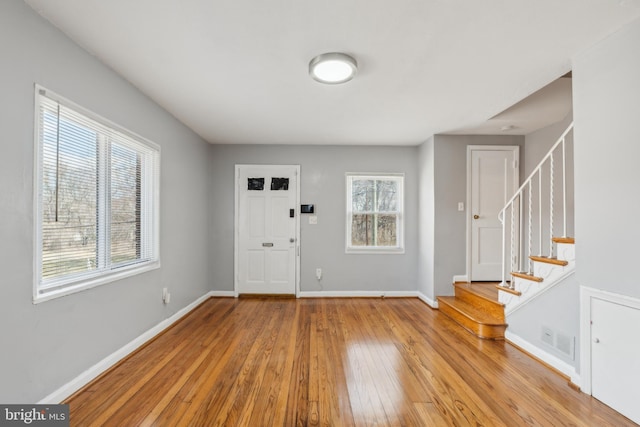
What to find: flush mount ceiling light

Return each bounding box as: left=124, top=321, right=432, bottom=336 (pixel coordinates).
left=309, top=52, right=358, bottom=84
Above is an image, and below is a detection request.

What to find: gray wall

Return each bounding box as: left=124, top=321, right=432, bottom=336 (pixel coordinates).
left=208, top=145, right=419, bottom=293
left=431, top=135, right=524, bottom=297
left=507, top=274, right=581, bottom=370
left=0, top=1, right=211, bottom=402
left=523, top=112, right=573, bottom=177
left=573, top=17, right=640, bottom=299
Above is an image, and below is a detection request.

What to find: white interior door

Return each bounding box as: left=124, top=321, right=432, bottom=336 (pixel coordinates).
left=469, top=146, right=518, bottom=281
left=236, top=165, right=299, bottom=295
left=591, top=297, right=640, bottom=424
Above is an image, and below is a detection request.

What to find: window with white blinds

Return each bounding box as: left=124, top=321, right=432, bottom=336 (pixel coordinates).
left=34, top=85, right=160, bottom=302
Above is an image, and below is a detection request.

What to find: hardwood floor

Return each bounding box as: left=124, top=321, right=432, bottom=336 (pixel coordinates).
left=65, top=297, right=636, bottom=426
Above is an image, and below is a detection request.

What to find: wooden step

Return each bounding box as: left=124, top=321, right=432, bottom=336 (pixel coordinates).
left=529, top=256, right=569, bottom=266
left=511, top=271, right=543, bottom=282
left=453, top=283, right=504, bottom=322
left=437, top=296, right=507, bottom=340
left=552, top=236, right=575, bottom=244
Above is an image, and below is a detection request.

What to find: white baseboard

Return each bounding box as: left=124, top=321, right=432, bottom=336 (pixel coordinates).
left=38, top=291, right=216, bottom=404
left=505, top=331, right=580, bottom=387
left=453, top=275, right=468, bottom=283
left=417, top=292, right=439, bottom=308
left=209, top=290, right=236, bottom=297
left=298, top=290, right=418, bottom=298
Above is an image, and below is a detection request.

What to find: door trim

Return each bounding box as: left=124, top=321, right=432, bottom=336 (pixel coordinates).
left=465, top=145, right=519, bottom=282
left=234, top=164, right=301, bottom=297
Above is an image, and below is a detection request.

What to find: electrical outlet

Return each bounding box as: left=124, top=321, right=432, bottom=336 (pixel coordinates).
left=162, top=288, right=170, bottom=304
left=316, top=268, right=322, bottom=280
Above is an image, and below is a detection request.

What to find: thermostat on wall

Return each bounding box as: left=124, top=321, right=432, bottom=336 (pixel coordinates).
left=301, top=204, right=314, bottom=214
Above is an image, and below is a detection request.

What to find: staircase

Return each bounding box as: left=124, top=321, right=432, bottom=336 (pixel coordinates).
left=437, top=122, right=575, bottom=338
left=499, top=236, right=575, bottom=313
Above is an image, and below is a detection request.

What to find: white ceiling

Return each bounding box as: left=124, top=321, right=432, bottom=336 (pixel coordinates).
left=23, top=0, right=640, bottom=145
left=448, top=75, right=573, bottom=135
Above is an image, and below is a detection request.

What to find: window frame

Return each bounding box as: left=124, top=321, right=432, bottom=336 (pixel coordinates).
left=345, top=172, right=405, bottom=254
left=33, top=85, right=160, bottom=303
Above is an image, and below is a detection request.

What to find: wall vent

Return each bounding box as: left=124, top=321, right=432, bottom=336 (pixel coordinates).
left=541, top=326, right=554, bottom=346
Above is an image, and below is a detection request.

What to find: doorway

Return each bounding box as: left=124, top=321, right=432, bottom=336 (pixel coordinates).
left=467, top=146, right=519, bottom=281
left=234, top=165, right=300, bottom=295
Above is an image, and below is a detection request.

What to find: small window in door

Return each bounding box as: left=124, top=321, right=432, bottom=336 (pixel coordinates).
left=271, top=178, right=289, bottom=191
left=248, top=178, right=264, bottom=190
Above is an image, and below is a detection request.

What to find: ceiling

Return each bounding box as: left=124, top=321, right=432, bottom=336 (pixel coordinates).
left=23, top=0, right=640, bottom=146
left=448, top=75, right=573, bottom=135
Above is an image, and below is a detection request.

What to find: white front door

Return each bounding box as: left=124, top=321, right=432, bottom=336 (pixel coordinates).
left=468, top=146, right=519, bottom=281
left=591, top=298, right=640, bottom=424
left=235, top=165, right=299, bottom=295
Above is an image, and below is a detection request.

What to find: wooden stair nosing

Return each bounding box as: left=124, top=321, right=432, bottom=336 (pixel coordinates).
left=437, top=297, right=507, bottom=340
left=495, top=285, right=522, bottom=296
left=552, top=236, right=575, bottom=244
left=511, top=271, right=544, bottom=282
left=529, top=255, right=569, bottom=266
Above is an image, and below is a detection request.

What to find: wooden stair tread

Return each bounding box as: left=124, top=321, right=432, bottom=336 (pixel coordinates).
left=437, top=297, right=505, bottom=326
left=453, top=282, right=501, bottom=304
left=511, top=271, right=543, bottom=282
left=552, top=237, right=575, bottom=244
left=529, top=256, right=569, bottom=266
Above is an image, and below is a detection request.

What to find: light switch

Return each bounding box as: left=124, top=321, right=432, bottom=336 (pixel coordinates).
left=309, top=215, right=318, bottom=225
left=458, top=202, right=464, bottom=211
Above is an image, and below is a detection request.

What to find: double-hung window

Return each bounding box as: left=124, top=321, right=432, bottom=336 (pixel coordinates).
left=346, top=173, right=404, bottom=253
left=34, top=86, right=160, bottom=302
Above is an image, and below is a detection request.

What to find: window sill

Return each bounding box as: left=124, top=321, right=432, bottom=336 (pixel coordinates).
left=33, top=260, right=160, bottom=304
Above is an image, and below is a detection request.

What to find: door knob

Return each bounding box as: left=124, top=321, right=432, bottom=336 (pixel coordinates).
left=473, top=214, right=480, bottom=219
left=290, top=238, right=295, bottom=243
left=593, top=337, right=600, bottom=343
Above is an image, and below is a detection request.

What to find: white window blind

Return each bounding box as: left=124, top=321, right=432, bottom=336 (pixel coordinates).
left=35, top=86, right=160, bottom=302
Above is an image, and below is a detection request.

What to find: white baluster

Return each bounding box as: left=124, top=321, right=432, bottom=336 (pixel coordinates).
left=510, top=198, right=515, bottom=287
left=519, top=193, right=523, bottom=272
left=550, top=152, right=554, bottom=258
left=562, top=137, right=567, bottom=237
left=500, top=205, right=506, bottom=287
left=528, top=180, right=533, bottom=274
left=538, top=171, right=542, bottom=257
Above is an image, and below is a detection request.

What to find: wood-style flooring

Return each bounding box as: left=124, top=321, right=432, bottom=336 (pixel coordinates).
left=65, top=297, right=636, bottom=426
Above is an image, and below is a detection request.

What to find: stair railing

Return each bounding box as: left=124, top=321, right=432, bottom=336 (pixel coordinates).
left=498, top=122, right=573, bottom=288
